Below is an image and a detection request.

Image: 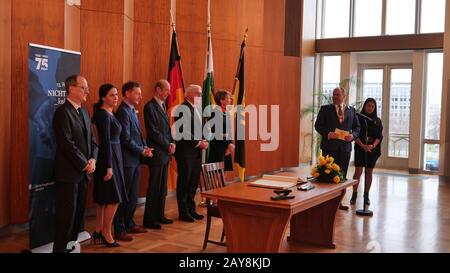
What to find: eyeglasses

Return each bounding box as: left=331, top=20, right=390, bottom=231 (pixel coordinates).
left=75, top=85, right=89, bottom=91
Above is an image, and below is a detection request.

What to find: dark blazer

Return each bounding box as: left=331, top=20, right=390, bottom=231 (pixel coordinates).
left=174, top=100, right=203, bottom=160
left=143, top=98, right=172, bottom=165
left=53, top=100, right=98, bottom=183
left=314, top=104, right=361, bottom=153
left=208, top=109, right=233, bottom=171
left=116, top=102, right=146, bottom=167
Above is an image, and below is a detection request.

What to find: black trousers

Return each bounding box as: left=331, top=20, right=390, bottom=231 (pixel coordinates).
left=114, top=165, right=141, bottom=233
left=143, top=164, right=168, bottom=224
left=176, top=157, right=201, bottom=216
left=322, top=149, right=351, bottom=179
left=53, top=177, right=87, bottom=252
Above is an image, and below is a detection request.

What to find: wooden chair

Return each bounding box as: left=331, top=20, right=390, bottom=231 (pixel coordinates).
left=200, top=162, right=227, bottom=250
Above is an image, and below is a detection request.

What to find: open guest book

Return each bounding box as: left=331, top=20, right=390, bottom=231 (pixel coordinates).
left=248, top=175, right=307, bottom=189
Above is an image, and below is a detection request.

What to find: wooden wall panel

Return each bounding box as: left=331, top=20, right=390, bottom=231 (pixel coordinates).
left=64, top=3, right=81, bottom=52
left=176, top=0, right=208, bottom=33
left=210, top=0, right=239, bottom=41
left=80, top=9, right=124, bottom=109
left=263, top=0, right=285, bottom=52
left=10, top=0, right=65, bottom=224
left=0, top=0, right=12, bottom=228
left=81, top=0, right=124, bottom=14
left=123, top=16, right=134, bottom=82
left=238, top=0, right=264, bottom=48
left=134, top=0, right=170, bottom=24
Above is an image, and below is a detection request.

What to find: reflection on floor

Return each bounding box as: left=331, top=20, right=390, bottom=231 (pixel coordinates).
left=0, top=166, right=449, bottom=253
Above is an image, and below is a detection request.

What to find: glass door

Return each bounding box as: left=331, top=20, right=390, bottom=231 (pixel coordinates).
left=358, top=65, right=412, bottom=170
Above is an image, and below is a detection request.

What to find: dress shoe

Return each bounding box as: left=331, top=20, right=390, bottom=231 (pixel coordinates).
left=104, top=240, right=120, bottom=248
left=339, top=203, right=349, bottom=210
left=114, top=231, right=133, bottom=241
left=158, top=217, right=173, bottom=224
left=189, top=211, right=204, bottom=220
left=127, top=226, right=147, bottom=234
left=350, top=192, right=358, bottom=205
left=144, top=222, right=162, bottom=230
left=179, top=214, right=195, bottom=222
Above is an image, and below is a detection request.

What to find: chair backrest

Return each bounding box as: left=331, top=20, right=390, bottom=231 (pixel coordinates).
left=200, top=162, right=226, bottom=192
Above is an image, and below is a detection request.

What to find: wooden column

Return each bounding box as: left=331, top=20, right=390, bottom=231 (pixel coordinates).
left=10, top=0, right=65, bottom=224
left=0, top=0, right=12, bottom=228
left=133, top=0, right=171, bottom=192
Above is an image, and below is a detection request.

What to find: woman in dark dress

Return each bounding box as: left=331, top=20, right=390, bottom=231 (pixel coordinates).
left=208, top=90, right=234, bottom=171
left=92, top=84, right=128, bottom=247
left=351, top=98, right=383, bottom=206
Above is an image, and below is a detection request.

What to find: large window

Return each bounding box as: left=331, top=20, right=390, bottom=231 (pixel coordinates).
left=322, top=0, right=350, bottom=38
left=423, top=52, right=443, bottom=171
left=319, top=0, right=446, bottom=38
left=385, top=0, right=416, bottom=35
left=354, top=0, right=382, bottom=37
left=420, top=0, right=446, bottom=33
left=321, top=55, right=341, bottom=103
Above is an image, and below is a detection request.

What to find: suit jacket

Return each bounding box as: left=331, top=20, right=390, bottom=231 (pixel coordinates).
left=174, top=100, right=203, bottom=160
left=53, top=100, right=98, bottom=183
left=144, top=98, right=172, bottom=165
left=314, top=104, right=360, bottom=153
left=116, top=102, right=146, bottom=167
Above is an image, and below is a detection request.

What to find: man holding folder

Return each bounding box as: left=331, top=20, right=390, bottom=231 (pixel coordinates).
left=314, top=87, right=360, bottom=210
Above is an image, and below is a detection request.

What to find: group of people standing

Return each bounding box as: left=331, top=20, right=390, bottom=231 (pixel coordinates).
left=314, top=87, right=383, bottom=210
left=52, top=75, right=234, bottom=253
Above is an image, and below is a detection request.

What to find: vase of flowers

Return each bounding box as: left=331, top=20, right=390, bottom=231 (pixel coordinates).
left=310, top=155, right=345, bottom=183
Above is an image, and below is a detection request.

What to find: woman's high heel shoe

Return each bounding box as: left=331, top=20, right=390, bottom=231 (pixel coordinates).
left=100, top=233, right=120, bottom=247
left=92, top=231, right=103, bottom=244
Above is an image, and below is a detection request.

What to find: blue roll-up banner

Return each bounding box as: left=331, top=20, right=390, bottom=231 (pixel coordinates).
left=28, top=43, right=81, bottom=250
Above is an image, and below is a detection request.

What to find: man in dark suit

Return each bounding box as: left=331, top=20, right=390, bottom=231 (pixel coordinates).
left=314, top=87, right=360, bottom=210
left=174, top=84, right=209, bottom=222
left=52, top=75, right=98, bottom=253
left=113, top=81, right=152, bottom=241
left=143, top=80, right=176, bottom=229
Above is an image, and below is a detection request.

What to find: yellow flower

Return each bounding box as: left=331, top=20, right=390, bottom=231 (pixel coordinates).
left=333, top=176, right=340, bottom=183
left=327, top=156, right=334, bottom=163
left=331, top=163, right=340, bottom=171
left=313, top=172, right=320, bottom=178
left=318, top=156, right=325, bottom=162
left=324, top=169, right=331, bottom=174
left=326, top=164, right=332, bottom=169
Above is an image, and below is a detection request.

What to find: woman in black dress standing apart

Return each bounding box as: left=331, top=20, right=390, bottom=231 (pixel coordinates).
left=92, top=84, right=128, bottom=247
left=350, top=98, right=383, bottom=206
left=208, top=90, right=234, bottom=171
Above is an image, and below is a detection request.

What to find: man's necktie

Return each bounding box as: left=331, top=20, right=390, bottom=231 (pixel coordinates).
left=338, top=105, right=344, bottom=123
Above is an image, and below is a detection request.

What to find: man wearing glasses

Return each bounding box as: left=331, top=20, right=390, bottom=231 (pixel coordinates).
left=52, top=74, right=98, bottom=253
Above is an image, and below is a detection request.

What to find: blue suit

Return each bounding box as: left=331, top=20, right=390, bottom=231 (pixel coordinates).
left=314, top=104, right=360, bottom=177
left=113, top=101, right=147, bottom=233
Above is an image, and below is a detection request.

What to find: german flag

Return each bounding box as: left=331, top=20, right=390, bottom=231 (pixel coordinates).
left=232, top=39, right=246, bottom=182
left=166, top=30, right=185, bottom=190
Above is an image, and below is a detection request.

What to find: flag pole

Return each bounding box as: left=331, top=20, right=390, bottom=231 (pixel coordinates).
left=231, top=28, right=248, bottom=97
left=170, top=9, right=186, bottom=92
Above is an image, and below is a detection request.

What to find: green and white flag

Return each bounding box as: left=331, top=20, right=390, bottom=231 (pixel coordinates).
left=202, top=28, right=215, bottom=162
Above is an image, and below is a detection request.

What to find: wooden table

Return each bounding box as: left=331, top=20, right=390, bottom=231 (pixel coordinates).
left=201, top=175, right=357, bottom=253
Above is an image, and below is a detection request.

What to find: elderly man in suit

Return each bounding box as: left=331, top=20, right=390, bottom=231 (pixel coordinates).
left=314, top=87, right=360, bottom=210
left=52, top=74, right=98, bottom=253
left=143, top=79, right=176, bottom=229
left=113, top=81, right=152, bottom=241
left=174, top=84, right=209, bottom=222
